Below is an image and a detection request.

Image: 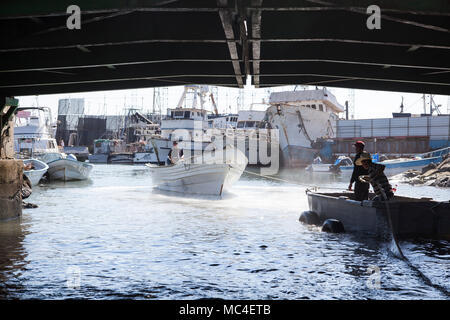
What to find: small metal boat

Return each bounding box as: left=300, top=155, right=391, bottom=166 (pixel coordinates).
left=146, top=145, right=248, bottom=196
left=305, top=190, right=450, bottom=240
left=23, top=158, right=49, bottom=186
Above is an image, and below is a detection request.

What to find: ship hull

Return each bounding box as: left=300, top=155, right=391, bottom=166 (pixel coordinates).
left=281, top=145, right=318, bottom=168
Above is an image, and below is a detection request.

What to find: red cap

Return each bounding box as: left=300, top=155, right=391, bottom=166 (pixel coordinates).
left=353, top=140, right=365, bottom=146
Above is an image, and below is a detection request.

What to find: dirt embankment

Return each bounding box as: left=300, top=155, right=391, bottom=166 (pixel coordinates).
left=393, top=155, right=450, bottom=187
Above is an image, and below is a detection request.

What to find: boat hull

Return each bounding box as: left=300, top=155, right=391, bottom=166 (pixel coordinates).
left=109, top=153, right=134, bottom=164
left=47, top=159, right=93, bottom=181
left=334, top=156, right=443, bottom=177
left=267, top=104, right=336, bottom=168
left=133, top=150, right=169, bottom=164
left=281, top=145, right=317, bottom=168
left=88, top=153, right=109, bottom=163
left=23, top=159, right=49, bottom=186
left=147, top=146, right=248, bottom=195
left=307, top=191, right=450, bottom=240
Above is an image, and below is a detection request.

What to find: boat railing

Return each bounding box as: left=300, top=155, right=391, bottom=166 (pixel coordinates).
left=416, top=146, right=450, bottom=159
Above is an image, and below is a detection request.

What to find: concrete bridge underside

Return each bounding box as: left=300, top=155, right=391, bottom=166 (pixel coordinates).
left=0, top=0, right=449, bottom=96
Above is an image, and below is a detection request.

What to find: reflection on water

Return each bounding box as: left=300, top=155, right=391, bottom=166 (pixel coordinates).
left=0, top=164, right=448, bottom=299
left=0, top=218, right=29, bottom=298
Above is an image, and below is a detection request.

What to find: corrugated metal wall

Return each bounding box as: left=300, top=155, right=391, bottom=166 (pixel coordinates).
left=333, top=115, right=449, bottom=155
left=332, top=137, right=430, bottom=154
left=336, top=115, right=449, bottom=140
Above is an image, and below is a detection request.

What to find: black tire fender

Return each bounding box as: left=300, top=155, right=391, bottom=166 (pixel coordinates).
left=299, top=211, right=320, bottom=225
left=321, top=219, right=345, bottom=233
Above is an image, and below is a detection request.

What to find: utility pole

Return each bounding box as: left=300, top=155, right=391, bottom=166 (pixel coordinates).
left=422, top=94, right=427, bottom=114
left=345, top=101, right=349, bottom=120
left=347, top=89, right=355, bottom=119
left=430, top=94, right=433, bottom=115
left=447, top=96, right=450, bottom=115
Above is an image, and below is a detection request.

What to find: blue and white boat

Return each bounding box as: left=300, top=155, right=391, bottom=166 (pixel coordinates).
left=337, top=154, right=445, bottom=177
left=307, top=147, right=449, bottom=177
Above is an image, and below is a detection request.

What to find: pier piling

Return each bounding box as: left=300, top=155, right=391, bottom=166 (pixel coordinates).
left=1, top=97, right=22, bottom=221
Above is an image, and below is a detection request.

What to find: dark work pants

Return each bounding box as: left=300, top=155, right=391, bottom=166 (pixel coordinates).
left=354, top=181, right=369, bottom=201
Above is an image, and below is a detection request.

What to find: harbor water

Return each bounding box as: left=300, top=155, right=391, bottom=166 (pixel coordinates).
left=0, top=164, right=449, bottom=299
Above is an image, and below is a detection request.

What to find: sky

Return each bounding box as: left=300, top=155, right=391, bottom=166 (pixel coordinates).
left=16, top=83, right=450, bottom=121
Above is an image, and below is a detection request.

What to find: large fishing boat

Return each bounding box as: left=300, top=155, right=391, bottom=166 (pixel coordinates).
left=150, top=85, right=219, bottom=162
left=266, top=88, right=344, bottom=168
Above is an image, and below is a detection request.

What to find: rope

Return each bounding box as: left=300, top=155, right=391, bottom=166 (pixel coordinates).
left=243, top=169, right=344, bottom=190
left=374, top=180, right=450, bottom=298
left=247, top=169, right=449, bottom=297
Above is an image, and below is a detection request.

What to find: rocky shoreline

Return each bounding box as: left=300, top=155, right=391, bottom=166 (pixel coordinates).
left=392, top=155, right=450, bottom=187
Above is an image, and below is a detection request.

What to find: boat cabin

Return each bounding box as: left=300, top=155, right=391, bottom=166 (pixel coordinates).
left=207, top=114, right=238, bottom=129
left=236, top=110, right=267, bottom=130
left=161, top=108, right=210, bottom=141
left=166, top=108, right=207, bottom=121
left=269, top=88, right=345, bottom=116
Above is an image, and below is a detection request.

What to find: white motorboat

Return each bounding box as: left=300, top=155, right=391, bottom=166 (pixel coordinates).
left=14, top=107, right=93, bottom=181
left=43, top=153, right=93, bottom=181
left=146, top=145, right=248, bottom=196
left=23, top=158, right=49, bottom=186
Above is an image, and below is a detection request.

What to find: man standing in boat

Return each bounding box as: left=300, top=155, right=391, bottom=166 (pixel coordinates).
left=356, top=152, right=394, bottom=201
left=167, top=141, right=184, bottom=165
left=348, top=141, right=369, bottom=200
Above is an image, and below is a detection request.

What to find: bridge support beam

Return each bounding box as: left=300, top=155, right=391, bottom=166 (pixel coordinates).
left=1, top=96, right=22, bottom=221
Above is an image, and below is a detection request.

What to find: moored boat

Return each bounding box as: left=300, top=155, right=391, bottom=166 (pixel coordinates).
left=14, top=107, right=92, bottom=181
left=23, top=158, right=49, bottom=186
left=337, top=155, right=443, bottom=177
left=305, top=191, right=450, bottom=240
left=44, top=153, right=93, bottom=181
left=306, top=154, right=443, bottom=177
left=146, top=145, right=248, bottom=196
left=266, top=88, right=344, bottom=168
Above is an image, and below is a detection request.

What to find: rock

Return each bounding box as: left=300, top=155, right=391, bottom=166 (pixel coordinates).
left=21, top=174, right=33, bottom=199
left=22, top=202, right=38, bottom=209
left=437, top=162, right=450, bottom=173
left=434, top=173, right=450, bottom=187
left=424, top=180, right=435, bottom=186
left=436, top=156, right=450, bottom=171
left=404, top=170, right=421, bottom=178
left=399, top=154, right=450, bottom=188
left=421, top=168, right=439, bottom=177
left=421, top=162, right=437, bottom=174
